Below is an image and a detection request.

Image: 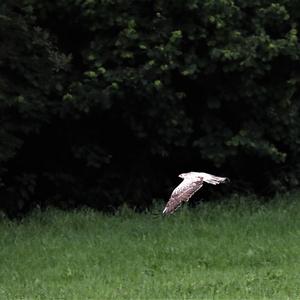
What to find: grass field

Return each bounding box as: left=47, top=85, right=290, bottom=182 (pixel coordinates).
left=0, top=194, right=300, bottom=299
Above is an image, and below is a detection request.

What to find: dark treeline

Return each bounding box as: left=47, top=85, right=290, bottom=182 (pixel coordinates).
left=1, top=0, right=300, bottom=216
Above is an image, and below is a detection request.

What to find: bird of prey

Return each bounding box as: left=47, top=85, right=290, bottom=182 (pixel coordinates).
left=163, top=172, right=229, bottom=215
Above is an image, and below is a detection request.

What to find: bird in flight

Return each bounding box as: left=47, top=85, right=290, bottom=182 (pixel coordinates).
left=163, top=172, right=229, bottom=215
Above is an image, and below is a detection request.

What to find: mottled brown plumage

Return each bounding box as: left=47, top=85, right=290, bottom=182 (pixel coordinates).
left=163, top=172, right=229, bottom=215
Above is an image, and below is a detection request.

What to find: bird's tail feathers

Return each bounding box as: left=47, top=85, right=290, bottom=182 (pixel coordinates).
left=202, top=174, right=230, bottom=185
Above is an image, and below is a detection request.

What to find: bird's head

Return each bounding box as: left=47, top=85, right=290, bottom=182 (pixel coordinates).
left=178, top=173, right=188, bottom=179
left=179, top=172, right=201, bottom=179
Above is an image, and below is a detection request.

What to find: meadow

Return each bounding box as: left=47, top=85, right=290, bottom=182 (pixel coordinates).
left=0, top=193, right=300, bottom=299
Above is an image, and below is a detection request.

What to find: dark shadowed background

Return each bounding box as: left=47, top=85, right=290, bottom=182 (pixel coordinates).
left=1, top=0, right=300, bottom=216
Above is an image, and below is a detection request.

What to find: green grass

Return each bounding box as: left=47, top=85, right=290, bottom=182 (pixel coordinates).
left=1, top=193, right=300, bottom=299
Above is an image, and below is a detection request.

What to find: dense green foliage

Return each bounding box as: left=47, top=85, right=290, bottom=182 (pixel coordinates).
left=1, top=0, right=300, bottom=214
left=1, top=194, right=300, bottom=298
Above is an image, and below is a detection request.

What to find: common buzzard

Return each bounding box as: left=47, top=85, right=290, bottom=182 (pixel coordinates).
left=163, top=172, right=229, bottom=215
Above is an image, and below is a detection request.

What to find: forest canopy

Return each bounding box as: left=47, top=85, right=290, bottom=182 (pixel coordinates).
left=1, top=0, right=300, bottom=215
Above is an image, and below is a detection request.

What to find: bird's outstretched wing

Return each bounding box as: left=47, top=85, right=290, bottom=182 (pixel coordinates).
left=163, top=178, right=203, bottom=215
